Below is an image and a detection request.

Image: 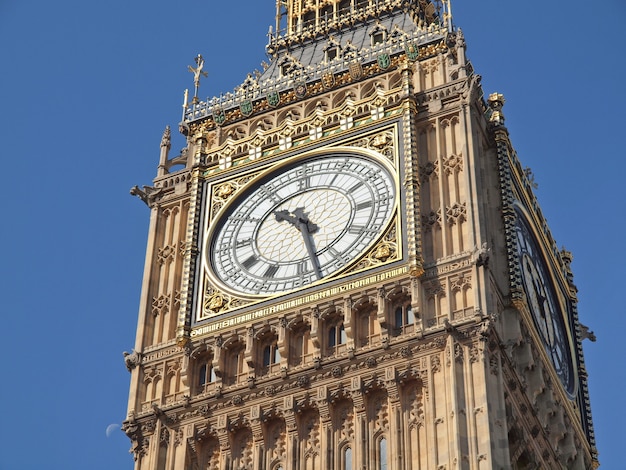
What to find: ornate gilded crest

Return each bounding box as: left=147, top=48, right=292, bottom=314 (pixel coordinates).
left=321, top=71, right=335, bottom=89
left=405, top=41, right=419, bottom=61
left=240, top=99, right=253, bottom=117
left=349, top=61, right=363, bottom=80
left=266, top=90, right=280, bottom=107
left=377, top=53, right=391, bottom=70
left=293, top=80, right=307, bottom=98
left=213, top=105, right=226, bottom=125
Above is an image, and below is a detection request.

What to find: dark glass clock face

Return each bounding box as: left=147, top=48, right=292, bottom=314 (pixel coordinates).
left=515, top=211, right=575, bottom=396
left=207, top=153, right=396, bottom=297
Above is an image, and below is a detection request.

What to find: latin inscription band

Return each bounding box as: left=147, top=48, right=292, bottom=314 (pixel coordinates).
left=191, top=266, right=408, bottom=338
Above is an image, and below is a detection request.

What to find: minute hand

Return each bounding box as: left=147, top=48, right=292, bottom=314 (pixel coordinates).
left=274, top=208, right=323, bottom=280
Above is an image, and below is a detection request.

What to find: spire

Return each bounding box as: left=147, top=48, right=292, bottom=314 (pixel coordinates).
left=187, top=54, right=208, bottom=105
left=272, top=0, right=449, bottom=47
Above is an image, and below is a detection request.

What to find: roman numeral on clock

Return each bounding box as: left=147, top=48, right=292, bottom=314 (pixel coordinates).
left=242, top=256, right=259, bottom=269
left=236, top=238, right=252, bottom=248
left=348, top=181, right=363, bottom=193
left=264, top=264, right=279, bottom=277
left=298, top=176, right=310, bottom=190
left=356, top=200, right=372, bottom=211
left=348, top=225, right=378, bottom=235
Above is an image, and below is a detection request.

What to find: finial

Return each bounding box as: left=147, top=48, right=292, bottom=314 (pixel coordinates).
left=181, top=89, right=189, bottom=121
left=160, top=125, right=171, bottom=149
left=187, top=54, right=208, bottom=105
left=487, top=93, right=506, bottom=126
left=444, top=0, right=453, bottom=32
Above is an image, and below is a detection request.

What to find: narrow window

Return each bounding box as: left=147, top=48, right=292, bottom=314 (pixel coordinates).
left=338, top=323, right=346, bottom=344
left=359, top=313, right=370, bottom=346
left=394, top=307, right=403, bottom=328
left=406, top=306, right=415, bottom=324
left=395, top=305, right=415, bottom=334
left=227, top=349, right=245, bottom=384
left=303, top=11, right=315, bottom=27
left=379, top=437, right=388, bottom=470
left=344, top=447, right=353, bottom=470
left=199, top=364, right=207, bottom=387
left=263, top=342, right=281, bottom=369
left=199, top=361, right=215, bottom=390
left=321, top=5, right=333, bottom=23
left=328, top=326, right=337, bottom=348
left=293, top=334, right=304, bottom=365
left=372, top=31, right=384, bottom=45
left=280, top=63, right=291, bottom=77
left=263, top=345, right=272, bottom=368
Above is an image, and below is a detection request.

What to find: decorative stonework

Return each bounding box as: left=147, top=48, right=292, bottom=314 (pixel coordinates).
left=420, top=160, right=439, bottom=182
left=450, top=273, right=471, bottom=292
left=424, top=279, right=445, bottom=299
left=371, top=392, right=389, bottom=431
left=446, top=201, right=466, bottom=225
left=209, top=174, right=256, bottom=217
left=443, top=153, right=463, bottom=175
left=157, top=245, right=176, bottom=265
left=152, top=294, right=170, bottom=317
left=422, top=209, right=442, bottom=231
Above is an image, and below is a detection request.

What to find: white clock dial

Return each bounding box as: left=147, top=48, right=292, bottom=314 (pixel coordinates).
left=515, top=209, right=574, bottom=396
left=207, top=152, right=396, bottom=296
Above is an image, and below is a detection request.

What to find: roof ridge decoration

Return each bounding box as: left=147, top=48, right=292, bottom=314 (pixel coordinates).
left=181, top=1, right=452, bottom=125
left=271, top=0, right=450, bottom=50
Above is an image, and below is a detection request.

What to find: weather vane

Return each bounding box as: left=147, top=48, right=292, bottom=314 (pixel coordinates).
left=188, top=54, right=208, bottom=104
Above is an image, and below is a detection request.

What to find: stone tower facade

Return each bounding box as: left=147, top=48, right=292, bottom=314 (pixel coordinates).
left=123, top=1, right=598, bottom=469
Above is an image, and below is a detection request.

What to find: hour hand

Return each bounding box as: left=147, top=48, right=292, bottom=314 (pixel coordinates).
left=274, top=208, right=318, bottom=233
left=274, top=208, right=323, bottom=279
left=292, top=207, right=318, bottom=233
left=274, top=209, right=297, bottom=226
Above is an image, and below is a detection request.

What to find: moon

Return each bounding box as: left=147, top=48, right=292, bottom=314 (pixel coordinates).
left=105, top=423, right=120, bottom=438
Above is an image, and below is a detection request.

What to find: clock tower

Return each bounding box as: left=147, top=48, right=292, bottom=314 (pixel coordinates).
left=124, top=1, right=598, bottom=469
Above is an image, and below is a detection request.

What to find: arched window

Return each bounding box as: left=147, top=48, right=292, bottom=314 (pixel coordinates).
left=224, top=345, right=246, bottom=385
left=198, top=356, right=216, bottom=393
left=343, top=446, right=353, bottom=470
left=358, top=308, right=379, bottom=347
left=328, top=322, right=346, bottom=351
left=394, top=305, right=415, bottom=334
left=262, top=340, right=281, bottom=374
left=289, top=324, right=311, bottom=366
left=378, top=437, right=388, bottom=470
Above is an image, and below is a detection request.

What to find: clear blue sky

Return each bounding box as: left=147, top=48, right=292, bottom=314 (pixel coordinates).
left=0, top=1, right=623, bottom=468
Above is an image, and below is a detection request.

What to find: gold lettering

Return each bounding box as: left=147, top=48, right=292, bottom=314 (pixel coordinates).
left=191, top=266, right=409, bottom=338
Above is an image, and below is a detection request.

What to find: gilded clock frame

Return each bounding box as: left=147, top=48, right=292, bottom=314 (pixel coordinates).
left=193, top=123, right=405, bottom=325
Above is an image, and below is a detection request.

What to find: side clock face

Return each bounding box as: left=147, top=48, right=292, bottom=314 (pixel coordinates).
left=515, top=211, right=575, bottom=396
left=207, top=152, right=396, bottom=297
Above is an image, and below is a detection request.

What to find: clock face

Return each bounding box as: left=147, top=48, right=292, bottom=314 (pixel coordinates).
left=515, top=211, right=575, bottom=396
left=206, top=152, right=396, bottom=297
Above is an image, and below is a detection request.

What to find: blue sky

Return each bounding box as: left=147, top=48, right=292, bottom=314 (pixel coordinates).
left=0, top=1, right=623, bottom=468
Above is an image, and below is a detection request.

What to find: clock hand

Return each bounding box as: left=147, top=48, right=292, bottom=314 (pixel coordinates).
left=274, top=208, right=323, bottom=279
